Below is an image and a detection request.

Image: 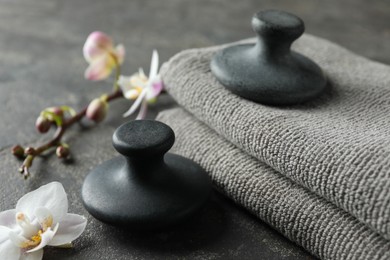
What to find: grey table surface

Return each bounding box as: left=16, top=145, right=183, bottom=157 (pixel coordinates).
left=0, top=1, right=389, bottom=259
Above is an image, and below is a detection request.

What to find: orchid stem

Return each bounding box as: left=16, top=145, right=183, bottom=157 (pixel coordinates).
left=18, top=89, right=124, bottom=179
left=113, top=63, right=121, bottom=92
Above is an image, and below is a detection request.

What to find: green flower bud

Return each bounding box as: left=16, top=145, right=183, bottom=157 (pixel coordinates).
left=35, top=116, right=52, bottom=133
left=56, top=145, right=70, bottom=159
left=86, top=98, right=108, bottom=123
left=12, top=145, right=25, bottom=158
left=47, top=107, right=64, bottom=118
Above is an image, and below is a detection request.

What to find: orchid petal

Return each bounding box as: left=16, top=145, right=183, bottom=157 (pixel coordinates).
left=48, top=214, right=87, bottom=246
left=117, top=75, right=134, bottom=94
left=130, top=76, right=147, bottom=89
left=148, top=50, right=159, bottom=80
left=146, top=76, right=163, bottom=100
left=136, top=100, right=148, bottom=120
left=84, top=55, right=114, bottom=81
left=83, top=31, right=113, bottom=62
left=0, top=209, right=17, bottom=229
left=115, top=44, right=125, bottom=64
left=27, top=223, right=58, bottom=253
left=20, top=250, right=43, bottom=260
left=123, top=88, right=147, bottom=117
left=0, top=226, right=12, bottom=244
left=34, top=208, right=53, bottom=231
left=8, top=230, right=29, bottom=247
left=83, top=48, right=107, bottom=64
left=89, top=31, right=113, bottom=47
left=118, top=76, right=143, bottom=100
left=117, top=75, right=132, bottom=89
left=123, top=89, right=140, bottom=100
left=16, top=182, right=68, bottom=225
left=0, top=239, right=20, bottom=260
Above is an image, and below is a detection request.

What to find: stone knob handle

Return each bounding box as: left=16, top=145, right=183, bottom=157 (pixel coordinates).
left=112, top=120, right=175, bottom=160
left=251, top=10, right=304, bottom=56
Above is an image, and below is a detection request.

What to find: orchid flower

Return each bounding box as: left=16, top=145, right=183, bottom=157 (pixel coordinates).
left=0, top=182, right=87, bottom=260
left=117, top=50, right=163, bottom=119
left=83, top=31, right=125, bottom=81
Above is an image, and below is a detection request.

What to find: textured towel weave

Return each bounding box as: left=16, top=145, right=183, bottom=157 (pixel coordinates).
left=160, top=34, right=390, bottom=239
left=157, top=108, right=390, bottom=260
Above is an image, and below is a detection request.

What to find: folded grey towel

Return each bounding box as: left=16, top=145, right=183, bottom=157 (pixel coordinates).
left=157, top=108, right=390, bottom=260
left=160, top=34, right=390, bottom=240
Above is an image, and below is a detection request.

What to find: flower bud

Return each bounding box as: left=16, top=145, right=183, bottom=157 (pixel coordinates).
left=86, top=98, right=108, bottom=123
left=56, top=145, right=70, bottom=159
left=47, top=107, right=64, bottom=118
left=24, top=147, right=36, bottom=156
left=12, top=145, right=25, bottom=158
left=35, top=116, right=51, bottom=133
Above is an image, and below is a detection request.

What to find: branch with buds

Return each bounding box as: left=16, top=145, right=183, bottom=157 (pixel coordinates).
left=11, top=31, right=164, bottom=179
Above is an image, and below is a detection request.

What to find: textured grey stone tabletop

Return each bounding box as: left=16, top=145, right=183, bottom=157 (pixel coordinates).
left=0, top=0, right=388, bottom=259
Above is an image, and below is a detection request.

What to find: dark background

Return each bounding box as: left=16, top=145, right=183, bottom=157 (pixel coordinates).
left=0, top=0, right=389, bottom=259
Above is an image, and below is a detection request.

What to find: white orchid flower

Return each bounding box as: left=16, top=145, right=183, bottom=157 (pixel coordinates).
left=117, top=50, right=164, bottom=119
left=0, top=182, right=87, bottom=260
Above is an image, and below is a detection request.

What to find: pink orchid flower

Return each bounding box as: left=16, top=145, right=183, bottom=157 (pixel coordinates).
left=83, top=31, right=125, bottom=81
left=117, top=50, right=164, bottom=119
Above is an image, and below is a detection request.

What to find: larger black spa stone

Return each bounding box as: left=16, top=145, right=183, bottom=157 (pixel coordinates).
left=211, top=10, right=327, bottom=106
left=81, top=120, right=211, bottom=229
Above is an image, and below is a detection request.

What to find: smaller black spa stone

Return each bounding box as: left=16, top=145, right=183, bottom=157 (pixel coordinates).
left=210, top=10, right=327, bottom=106
left=81, top=120, right=211, bottom=230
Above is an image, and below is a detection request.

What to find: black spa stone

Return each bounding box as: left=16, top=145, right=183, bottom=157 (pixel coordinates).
left=211, top=10, right=327, bottom=106
left=81, top=120, right=211, bottom=229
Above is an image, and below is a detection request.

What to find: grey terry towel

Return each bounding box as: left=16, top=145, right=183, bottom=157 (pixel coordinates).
left=157, top=108, right=390, bottom=260
left=160, top=34, right=390, bottom=240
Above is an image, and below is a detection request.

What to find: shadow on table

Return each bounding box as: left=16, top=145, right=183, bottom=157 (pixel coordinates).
left=100, top=190, right=228, bottom=253
left=43, top=189, right=316, bottom=259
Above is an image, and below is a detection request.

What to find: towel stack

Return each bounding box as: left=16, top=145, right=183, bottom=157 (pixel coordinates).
left=156, top=34, right=390, bottom=260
